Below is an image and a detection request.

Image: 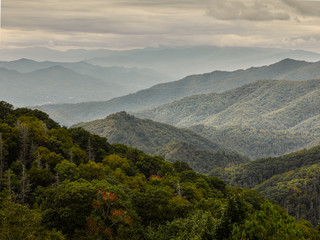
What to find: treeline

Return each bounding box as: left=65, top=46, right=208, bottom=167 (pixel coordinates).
left=0, top=101, right=320, bottom=239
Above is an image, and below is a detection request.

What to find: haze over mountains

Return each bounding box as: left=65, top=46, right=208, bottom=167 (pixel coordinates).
left=37, top=58, right=320, bottom=126
left=1, top=46, right=320, bottom=79
left=0, top=58, right=170, bottom=106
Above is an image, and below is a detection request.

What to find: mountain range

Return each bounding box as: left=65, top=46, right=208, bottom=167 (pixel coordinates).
left=136, top=79, right=320, bottom=129
left=135, top=79, right=320, bottom=158
left=0, top=66, right=123, bottom=106
left=1, top=46, right=320, bottom=79
left=36, top=58, right=320, bottom=126
left=73, top=111, right=249, bottom=173
left=209, top=145, right=320, bottom=226
left=69, top=78, right=320, bottom=161
left=0, top=59, right=170, bottom=106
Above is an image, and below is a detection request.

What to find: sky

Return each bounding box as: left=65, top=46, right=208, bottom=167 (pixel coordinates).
left=2, top=0, right=320, bottom=52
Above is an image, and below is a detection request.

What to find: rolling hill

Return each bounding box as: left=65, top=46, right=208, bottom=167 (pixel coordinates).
left=36, top=58, right=320, bottom=126
left=209, top=145, right=320, bottom=226
left=73, top=112, right=249, bottom=173
left=135, top=79, right=320, bottom=130
left=189, top=125, right=310, bottom=159
left=135, top=79, right=320, bottom=158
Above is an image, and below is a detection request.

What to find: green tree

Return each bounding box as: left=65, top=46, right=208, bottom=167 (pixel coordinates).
left=0, top=197, right=65, bottom=240
left=0, top=101, right=13, bottom=121
left=231, top=201, right=308, bottom=240
left=37, top=180, right=96, bottom=236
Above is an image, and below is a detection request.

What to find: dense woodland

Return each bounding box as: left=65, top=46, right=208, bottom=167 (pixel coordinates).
left=1, top=101, right=320, bottom=239
left=135, top=79, right=320, bottom=159
left=74, top=112, right=249, bottom=174
left=210, top=146, right=320, bottom=226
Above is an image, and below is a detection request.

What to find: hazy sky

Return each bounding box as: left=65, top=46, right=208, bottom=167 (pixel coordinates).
left=2, top=0, right=320, bottom=52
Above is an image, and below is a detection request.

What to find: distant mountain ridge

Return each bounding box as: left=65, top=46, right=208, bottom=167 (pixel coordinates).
left=0, top=66, right=125, bottom=106
left=1, top=45, right=319, bottom=79
left=135, top=79, right=320, bottom=129
left=36, top=58, right=320, bottom=126
left=0, top=58, right=171, bottom=106
left=73, top=112, right=249, bottom=173
left=135, top=79, right=320, bottom=158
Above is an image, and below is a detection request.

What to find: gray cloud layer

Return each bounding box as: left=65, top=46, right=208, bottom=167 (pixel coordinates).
left=206, top=0, right=290, bottom=21
left=2, top=0, right=320, bottom=51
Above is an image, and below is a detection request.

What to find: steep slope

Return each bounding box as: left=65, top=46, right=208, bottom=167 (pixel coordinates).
left=135, top=79, right=320, bottom=159
left=157, top=142, right=248, bottom=173
left=1, top=101, right=319, bottom=239
left=73, top=112, right=248, bottom=173
left=189, top=125, right=310, bottom=159
left=254, top=163, right=320, bottom=225
left=0, top=66, right=123, bottom=106
left=136, top=79, right=320, bottom=129
left=36, top=58, right=320, bottom=126
left=210, top=146, right=320, bottom=188
left=209, top=145, right=320, bottom=225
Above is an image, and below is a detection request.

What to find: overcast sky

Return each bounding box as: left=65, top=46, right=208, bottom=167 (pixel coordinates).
left=2, top=0, right=320, bottom=52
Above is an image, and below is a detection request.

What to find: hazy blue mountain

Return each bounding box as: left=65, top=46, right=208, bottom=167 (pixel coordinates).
left=36, top=59, right=320, bottom=126
left=0, top=47, right=115, bottom=62
left=0, top=59, right=171, bottom=94
left=72, top=111, right=249, bottom=173
left=87, top=46, right=320, bottom=78
left=0, top=66, right=124, bottom=106
left=1, top=46, right=320, bottom=79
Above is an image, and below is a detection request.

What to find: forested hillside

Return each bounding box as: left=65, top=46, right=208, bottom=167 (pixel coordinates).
left=190, top=125, right=310, bottom=159
left=136, top=79, right=320, bottom=158
left=36, top=58, right=320, bottom=126
left=136, top=79, right=320, bottom=129
left=2, top=101, right=319, bottom=239
left=73, top=112, right=248, bottom=173
left=210, top=146, right=320, bottom=226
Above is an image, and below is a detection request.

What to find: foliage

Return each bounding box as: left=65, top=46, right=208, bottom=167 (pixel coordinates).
left=136, top=79, right=320, bottom=160
left=0, top=101, right=319, bottom=239
left=74, top=111, right=248, bottom=173
left=0, top=197, right=65, bottom=240
left=211, top=145, right=320, bottom=226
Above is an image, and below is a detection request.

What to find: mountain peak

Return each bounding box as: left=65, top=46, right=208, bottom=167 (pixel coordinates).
left=106, top=111, right=136, bottom=122
left=271, top=58, right=308, bottom=68
left=12, top=58, right=38, bottom=63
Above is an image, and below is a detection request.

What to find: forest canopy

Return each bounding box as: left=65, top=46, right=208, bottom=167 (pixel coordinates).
left=0, top=101, right=319, bottom=240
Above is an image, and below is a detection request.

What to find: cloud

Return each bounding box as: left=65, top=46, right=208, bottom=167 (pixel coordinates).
left=1, top=0, right=320, bottom=52
left=281, top=0, right=320, bottom=16
left=205, top=0, right=290, bottom=21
